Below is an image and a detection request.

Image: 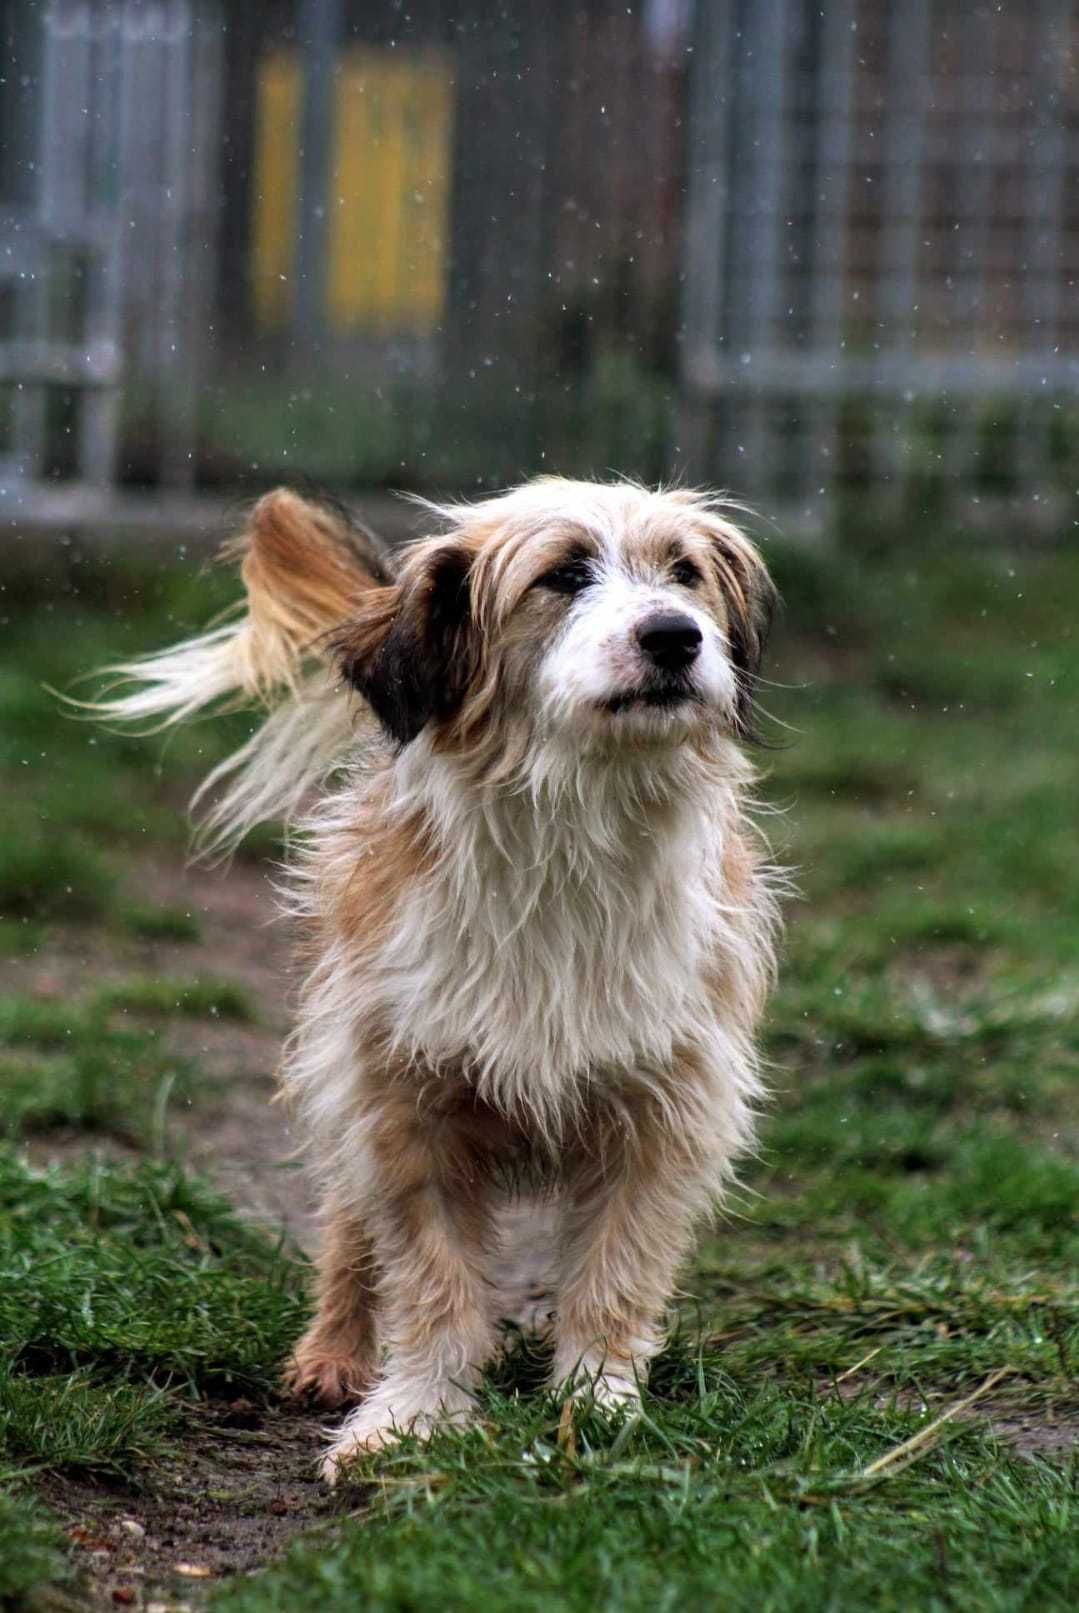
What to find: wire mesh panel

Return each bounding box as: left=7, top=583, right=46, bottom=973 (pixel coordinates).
left=0, top=0, right=223, bottom=494
left=681, top=0, right=1079, bottom=529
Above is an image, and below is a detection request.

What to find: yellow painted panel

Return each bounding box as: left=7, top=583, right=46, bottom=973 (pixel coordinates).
left=252, top=47, right=454, bottom=334
left=405, top=63, right=455, bottom=326
left=328, top=62, right=376, bottom=323
left=328, top=49, right=455, bottom=333
left=251, top=51, right=302, bottom=328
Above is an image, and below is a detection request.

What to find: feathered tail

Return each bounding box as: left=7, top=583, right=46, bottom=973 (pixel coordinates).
left=84, top=489, right=392, bottom=853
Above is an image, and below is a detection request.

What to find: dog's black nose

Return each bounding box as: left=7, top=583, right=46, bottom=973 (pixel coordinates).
left=636, top=612, right=702, bottom=671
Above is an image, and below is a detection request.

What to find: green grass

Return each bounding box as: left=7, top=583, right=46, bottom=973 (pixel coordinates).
left=0, top=1150, right=309, bottom=1604
left=213, top=1409, right=1075, bottom=1613
left=0, top=554, right=273, bottom=943
left=0, top=1150, right=307, bottom=1459
left=0, top=533, right=1077, bottom=1608
left=0, top=975, right=252, bottom=1143
left=0, top=829, right=116, bottom=923
left=0, top=1150, right=305, bottom=1395
left=95, top=974, right=254, bottom=1022
left=0, top=1488, right=71, bottom=1607
left=119, top=902, right=203, bottom=942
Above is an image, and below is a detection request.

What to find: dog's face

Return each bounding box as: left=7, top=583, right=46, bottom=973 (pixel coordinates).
left=338, top=480, right=774, bottom=767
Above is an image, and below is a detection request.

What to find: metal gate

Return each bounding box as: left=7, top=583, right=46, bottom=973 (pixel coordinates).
left=680, top=0, right=1079, bottom=528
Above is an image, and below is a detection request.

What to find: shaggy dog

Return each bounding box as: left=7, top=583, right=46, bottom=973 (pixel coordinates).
left=93, top=479, right=781, bottom=1479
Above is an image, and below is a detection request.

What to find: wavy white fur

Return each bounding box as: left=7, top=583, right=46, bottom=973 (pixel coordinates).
left=81, top=479, right=783, bottom=1478
left=284, top=736, right=773, bottom=1157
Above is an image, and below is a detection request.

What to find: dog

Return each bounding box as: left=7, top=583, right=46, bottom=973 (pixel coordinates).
left=92, top=478, right=781, bottom=1479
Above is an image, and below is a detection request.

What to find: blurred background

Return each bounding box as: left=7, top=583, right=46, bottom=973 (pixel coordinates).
left=1, top=0, right=1078, bottom=537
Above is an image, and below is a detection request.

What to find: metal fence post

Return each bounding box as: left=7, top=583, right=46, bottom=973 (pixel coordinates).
left=678, top=0, right=735, bottom=483
left=293, top=0, right=343, bottom=352
left=736, top=0, right=793, bottom=498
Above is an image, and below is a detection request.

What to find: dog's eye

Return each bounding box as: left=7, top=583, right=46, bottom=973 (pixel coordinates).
left=671, top=556, right=703, bottom=589
left=535, top=556, right=594, bottom=596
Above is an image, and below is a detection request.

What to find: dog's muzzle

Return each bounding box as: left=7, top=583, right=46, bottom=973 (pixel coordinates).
left=602, top=612, right=704, bottom=714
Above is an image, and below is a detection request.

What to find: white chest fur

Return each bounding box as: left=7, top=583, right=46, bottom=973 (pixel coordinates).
left=369, top=742, right=741, bottom=1124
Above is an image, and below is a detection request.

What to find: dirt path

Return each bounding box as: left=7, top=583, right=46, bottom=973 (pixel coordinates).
left=8, top=855, right=343, bottom=1605
left=37, top=1404, right=339, bottom=1610
left=4, top=853, right=319, bottom=1251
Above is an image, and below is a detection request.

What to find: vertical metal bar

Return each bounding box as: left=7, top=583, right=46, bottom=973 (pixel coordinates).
left=78, top=0, right=123, bottom=487
left=737, top=0, right=792, bottom=498
left=78, top=338, right=122, bottom=488
left=12, top=3, right=65, bottom=480
left=875, top=0, right=932, bottom=502
left=10, top=240, right=48, bottom=482
left=681, top=1, right=734, bottom=379
left=1023, top=2, right=1066, bottom=350
left=110, top=0, right=145, bottom=469
left=121, top=4, right=168, bottom=387
left=293, top=0, right=343, bottom=350
left=181, top=8, right=224, bottom=482
left=678, top=0, right=735, bottom=480
left=947, top=2, right=995, bottom=487
left=1019, top=0, right=1067, bottom=494
left=799, top=0, right=856, bottom=515
left=38, top=2, right=70, bottom=231
left=69, top=3, right=93, bottom=228
left=157, top=0, right=195, bottom=485
left=116, top=3, right=153, bottom=376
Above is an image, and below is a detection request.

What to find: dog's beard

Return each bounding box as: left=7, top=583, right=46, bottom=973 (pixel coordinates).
left=601, top=672, right=703, bottom=715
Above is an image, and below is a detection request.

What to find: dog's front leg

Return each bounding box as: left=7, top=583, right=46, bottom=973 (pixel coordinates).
left=552, top=1095, right=713, bottom=1409
left=284, top=1202, right=379, bottom=1407
left=321, top=1091, right=500, bottom=1480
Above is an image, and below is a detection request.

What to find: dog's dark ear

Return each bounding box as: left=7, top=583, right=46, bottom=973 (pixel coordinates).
left=336, top=542, right=476, bottom=746
left=704, top=527, right=776, bottom=741
left=725, top=565, right=776, bottom=740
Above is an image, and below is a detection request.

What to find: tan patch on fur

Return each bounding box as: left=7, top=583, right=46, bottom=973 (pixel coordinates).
left=227, top=490, right=389, bottom=700
left=553, top=1062, right=717, bottom=1378
left=355, top=1071, right=518, bottom=1372
left=321, top=780, right=438, bottom=958
left=702, top=825, right=776, bottom=1028
left=284, top=1202, right=379, bottom=1407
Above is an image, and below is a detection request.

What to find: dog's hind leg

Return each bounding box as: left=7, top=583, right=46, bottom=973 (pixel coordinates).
left=284, top=1203, right=380, bottom=1408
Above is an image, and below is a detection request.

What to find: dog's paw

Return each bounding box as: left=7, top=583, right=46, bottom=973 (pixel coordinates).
left=282, top=1340, right=375, bottom=1409
left=319, top=1378, right=477, bottom=1484
left=581, top=1372, right=643, bottom=1413
left=554, top=1351, right=647, bottom=1415
left=319, top=1414, right=402, bottom=1483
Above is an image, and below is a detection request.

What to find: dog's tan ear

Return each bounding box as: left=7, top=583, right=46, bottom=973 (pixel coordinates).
left=336, top=540, right=476, bottom=747
left=219, top=489, right=395, bottom=699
